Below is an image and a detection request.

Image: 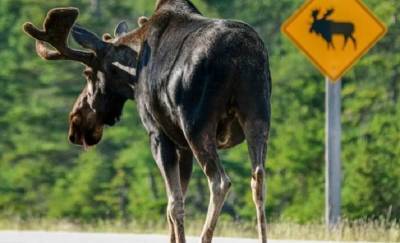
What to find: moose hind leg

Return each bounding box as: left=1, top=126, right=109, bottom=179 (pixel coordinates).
left=186, top=132, right=231, bottom=243
left=150, top=133, right=186, bottom=243
left=236, top=89, right=270, bottom=243
left=343, top=36, right=349, bottom=50
left=350, top=35, right=357, bottom=50
left=168, top=149, right=193, bottom=243
left=178, top=148, right=194, bottom=198
left=243, top=120, right=269, bottom=243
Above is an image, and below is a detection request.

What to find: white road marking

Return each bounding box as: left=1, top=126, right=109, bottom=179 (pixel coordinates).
left=0, top=231, right=330, bottom=243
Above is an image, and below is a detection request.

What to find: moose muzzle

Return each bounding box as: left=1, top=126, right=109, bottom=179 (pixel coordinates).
left=68, top=113, right=104, bottom=148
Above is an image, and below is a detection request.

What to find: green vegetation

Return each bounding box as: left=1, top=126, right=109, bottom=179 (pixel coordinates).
left=0, top=0, right=399, bottom=233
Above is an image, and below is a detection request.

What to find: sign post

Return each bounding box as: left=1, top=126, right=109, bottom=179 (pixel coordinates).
left=325, top=77, right=341, bottom=226
left=282, top=0, right=387, bottom=228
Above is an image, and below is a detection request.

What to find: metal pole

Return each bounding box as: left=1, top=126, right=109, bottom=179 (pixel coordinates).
left=325, top=77, right=342, bottom=227
left=91, top=0, right=101, bottom=18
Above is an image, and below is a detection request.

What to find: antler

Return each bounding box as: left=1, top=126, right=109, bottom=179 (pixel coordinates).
left=322, top=8, right=335, bottom=19
left=23, top=7, right=95, bottom=66
left=311, top=9, right=320, bottom=20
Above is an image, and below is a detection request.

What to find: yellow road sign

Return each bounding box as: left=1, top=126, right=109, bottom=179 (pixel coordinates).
left=282, top=0, right=387, bottom=81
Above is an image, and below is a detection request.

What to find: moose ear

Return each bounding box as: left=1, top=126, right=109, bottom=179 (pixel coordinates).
left=138, top=16, right=149, bottom=27
left=114, top=21, right=129, bottom=37
left=72, top=25, right=107, bottom=53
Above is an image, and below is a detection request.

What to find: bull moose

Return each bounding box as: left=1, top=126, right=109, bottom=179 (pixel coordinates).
left=23, top=0, right=272, bottom=242
left=310, top=8, right=357, bottom=50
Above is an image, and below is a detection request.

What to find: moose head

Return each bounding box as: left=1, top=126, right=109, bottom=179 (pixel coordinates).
left=310, top=8, right=335, bottom=34
left=23, top=8, right=148, bottom=147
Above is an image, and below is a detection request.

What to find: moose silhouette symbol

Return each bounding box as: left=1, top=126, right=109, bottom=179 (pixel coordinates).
left=310, top=8, right=357, bottom=50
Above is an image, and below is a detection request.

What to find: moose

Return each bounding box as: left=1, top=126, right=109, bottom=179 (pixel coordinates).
left=310, top=8, right=357, bottom=50
left=23, top=0, right=271, bottom=242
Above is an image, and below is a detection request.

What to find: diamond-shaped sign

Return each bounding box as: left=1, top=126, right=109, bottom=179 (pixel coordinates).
left=282, top=0, right=387, bottom=81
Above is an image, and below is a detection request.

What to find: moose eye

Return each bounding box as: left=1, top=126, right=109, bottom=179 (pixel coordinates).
left=83, top=69, right=94, bottom=79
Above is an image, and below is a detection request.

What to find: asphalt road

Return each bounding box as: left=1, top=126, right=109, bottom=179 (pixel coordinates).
left=0, top=231, right=322, bottom=243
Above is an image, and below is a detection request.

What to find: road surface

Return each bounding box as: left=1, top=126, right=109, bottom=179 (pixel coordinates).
left=0, top=231, right=325, bottom=243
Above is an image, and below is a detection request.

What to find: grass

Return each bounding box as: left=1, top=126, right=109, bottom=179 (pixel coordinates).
left=0, top=218, right=399, bottom=242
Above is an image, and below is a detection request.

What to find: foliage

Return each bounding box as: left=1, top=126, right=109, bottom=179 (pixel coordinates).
left=0, top=0, right=399, bottom=225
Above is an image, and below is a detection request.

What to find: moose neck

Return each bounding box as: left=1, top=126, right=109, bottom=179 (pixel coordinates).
left=119, top=74, right=137, bottom=101
left=107, top=45, right=140, bottom=101
left=125, top=77, right=137, bottom=101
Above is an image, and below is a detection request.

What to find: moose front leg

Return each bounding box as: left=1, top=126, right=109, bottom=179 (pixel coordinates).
left=150, top=132, right=186, bottom=243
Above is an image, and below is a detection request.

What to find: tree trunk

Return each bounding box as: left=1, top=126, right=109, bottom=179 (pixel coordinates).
left=91, top=0, right=101, bottom=18
left=119, top=181, right=129, bottom=224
